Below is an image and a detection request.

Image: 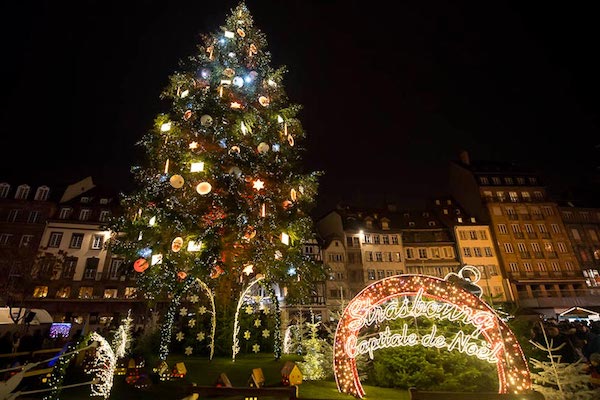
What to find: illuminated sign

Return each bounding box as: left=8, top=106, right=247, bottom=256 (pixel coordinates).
left=333, top=274, right=531, bottom=398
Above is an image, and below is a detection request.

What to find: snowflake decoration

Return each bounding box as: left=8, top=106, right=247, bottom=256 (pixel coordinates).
left=254, top=318, right=262, bottom=328
left=185, top=346, right=193, bottom=356
left=253, top=295, right=262, bottom=303
left=179, top=307, right=188, bottom=316
left=196, top=332, right=206, bottom=341
left=245, top=305, right=254, bottom=315
left=252, top=343, right=260, bottom=353
left=188, top=319, right=196, bottom=328
left=244, top=330, right=251, bottom=340
left=189, top=295, right=199, bottom=303
left=198, top=306, right=207, bottom=315
left=176, top=332, right=185, bottom=342
left=262, top=329, right=270, bottom=338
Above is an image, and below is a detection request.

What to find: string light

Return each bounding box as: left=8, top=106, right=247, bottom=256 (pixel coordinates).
left=87, top=332, right=116, bottom=399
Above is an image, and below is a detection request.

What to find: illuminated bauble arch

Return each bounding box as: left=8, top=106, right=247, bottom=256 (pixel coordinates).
left=333, top=274, right=532, bottom=398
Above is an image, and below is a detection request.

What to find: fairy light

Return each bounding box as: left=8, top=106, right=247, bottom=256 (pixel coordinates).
left=194, top=278, right=216, bottom=360
left=87, top=332, right=116, bottom=399
left=112, top=310, right=133, bottom=359
left=332, top=274, right=531, bottom=398
left=232, top=275, right=265, bottom=361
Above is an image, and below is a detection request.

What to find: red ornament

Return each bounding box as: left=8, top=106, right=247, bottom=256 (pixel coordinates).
left=210, top=265, right=225, bottom=279
left=177, top=271, right=188, bottom=281
left=133, top=258, right=149, bottom=273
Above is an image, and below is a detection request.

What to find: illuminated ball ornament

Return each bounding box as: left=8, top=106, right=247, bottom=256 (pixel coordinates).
left=200, top=68, right=211, bottom=79
left=183, top=110, right=193, bottom=121
left=160, top=122, right=172, bottom=132
left=196, top=182, right=212, bottom=195
left=223, top=68, right=235, bottom=78
left=288, top=135, right=295, bottom=146
left=200, top=115, right=213, bottom=127
left=133, top=258, right=149, bottom=273
left=171, top=237, right=184, bottom=252
left=237, top=28, right=245, bottom=37
left=227, top=166, right=242, bottom=178
left=228, top=146, right=241, bottom=156
left=177, top=271, right=188, bottom=281
left=249, top=43, right=258, bottom=55
left=257, top=142, right=269, bottom=154
left=258, top=96, right=270, bottom=107
left=232, top=76, right=244, bottom=88
left=210, top=265, right=225, bottom=279
left=169, top=175, right=185, bottom=189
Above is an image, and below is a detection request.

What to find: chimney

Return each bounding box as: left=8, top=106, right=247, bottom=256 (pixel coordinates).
left=459, top=150, right=470, bottom=165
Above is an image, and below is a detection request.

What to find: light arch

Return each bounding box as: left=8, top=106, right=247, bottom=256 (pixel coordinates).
left=333, top=274, right=531, bottom=398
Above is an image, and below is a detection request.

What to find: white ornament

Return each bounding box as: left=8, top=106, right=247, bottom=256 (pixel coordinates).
left=252, top=343, right=260, bottom=353
left=188, top=319, right=196, bottom=328
left=176, top=332, right=185, bottom=342
left=197, top=332, right=206, bottom=341
left=189, top=295, right=199, bottom=303
left=179, top=307, right=188, bottom=316
left=257, top=142, right=270, bottom=154
left=185, top=346, right=193, bottom=356
left=200, top=115, right=213, bottom=127
left=262, top=329, right=270, bottom=338
left=233, top=76, right=244, bottom=87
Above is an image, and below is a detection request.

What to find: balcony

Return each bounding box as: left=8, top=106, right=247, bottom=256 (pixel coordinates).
left=518, top=289, right=600, bottom=308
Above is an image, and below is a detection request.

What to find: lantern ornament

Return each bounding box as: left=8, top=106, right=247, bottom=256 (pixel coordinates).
left=133, top=258, right=149, bottom=273
left=171, top=237, right=184, bottom=252
left=332, top=274, right=532, bottom=398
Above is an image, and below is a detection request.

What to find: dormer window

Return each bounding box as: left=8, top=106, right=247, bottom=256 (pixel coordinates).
left=381, top=220, right=390, bottom=230
left=428, top=221, right=436, bottom=226
left=408, top=222, right=415, bottom=227
left=0, top=183, right=10, bottom=198
left=365, top=219, right=373, bottom=229
left=34, top=186, right=50, bottom=201
left=79, top=209, right=92, bottom=221
left=100, top=198, right=110, bottom=205
left=80, top=197, right=91, bottom=203
left=59, top=208, right=72, bottom=219
left=15, top=185, right=30, bottom=200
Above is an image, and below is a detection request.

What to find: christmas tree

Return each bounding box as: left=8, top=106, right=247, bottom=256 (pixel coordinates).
left=107, top=2, right=324, bottom=360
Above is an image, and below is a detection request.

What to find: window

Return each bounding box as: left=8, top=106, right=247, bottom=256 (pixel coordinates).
left=363, top=234, right=371, bottom=244
left=477, top=230, right=488, bottom=240
left=375, top=252, right=383, bottom=262
left=431, top=248, right=440, bottom=258
left=484, top=247, right=493, bottom=257
left=565, top=261, right=574, bottom=271
left=386, top=270, right=394, bottom=277
left=463, top=248, right=472, bottom=257
left=505, top=177, right=514, bottom=185
left=479, top=177, right=489, bottom=185
left=391, top=235, right=399, bottom=244
left=503, top=243, right=514, bottom=253
left=531, top=242, right=541, bottom=253
left=100, top=198, right=109, bottom=205
left=382, top=235, right=390, bottom=245
left=528, top=177, right=538, bottom=185
left=27, top=211, right=40, bottom=223
left=533, top=191, right=543, bottom=200
left=557, top=242, right=567, bottom=253
left=509, top=263, right=518, bottom=272
left=551, top=224, right=561, bottom=234
left=405, top=248, right=414, bottom=259
left=498, top=224, right=508, bottom=234
left=353, top=237, right=360, bottom=246
left=91, top=234, right=104, bottom=249
left=373, top=235, right=380, bottom=244
left=537, top=224, right=548, bottom=233
left=367, top=270, right=376, bottom=280
left=69, top=233, right=84, bottom=249
left=509, top=192, right=518, bottom=202
left=0, top=233, right=12, bottom=245
left=443, top=247, right=454, bottom=258
left=377, top=270, right=385, bottom=280
left=589, top=230, right=599, bottom=242
left=459, top=231, right=469, bottom=240
left=365, top=220, right=373, bottom=229
left=492, top=177, right=501, bottom=185
left=522, top=192, right=531, bottom=202
left=418, top=248, right=427, bottom=259
left=537, top=262, right=547, bottom=272
left=104, top=289, right=118, bottom=299
left=7, top=209, right=20, bottom=223
left=80, top=197, right=91, bottom=203
left=19, top=234, right=34, bottom=247
left=523, top=263, right=533, bottom=272
left=328, top=253, right=343, bottom=262
left=381, top=220, right=390, bottom=230
left=79, top=209, right=92, bottom=221
left=33, top=286, right=48, bottom=298
left=124, top=287, right=137, bottom=299
left=394, top=252, right=402, bottom=262
left=83, top=257, right=99, bottom=279
left=487, top=265, right=498, bottom=276
left=542, top=206, right=554, bottom=216
left=469, top=231, right=477, bottom=240
left=386, top=252, right=393, bottom=262
left=497, top=192, right=506, bottom=202
left=517, top=177, right=526, bottom=185
left=48, top=232, right=63, bottom=248
left=58, top=208, right=72, bottom=219
left=62, top=257, right=77, bottom=279
left=517, top=243, right=527, bottom=253
left=511, top=224, right=521, bottom=234
left=15, top=185, right=30, bottom=200
left=571, top=229, right=581, bottom=240
left=34, top=186, right=50, bottom=201
left=428, top=221, right=436, bottom=227
left=551, top=262, right=560, bottom=272
left=524, top=224, right=534, bottom=233
left=346, top=237, right=353, bottom=247
left=544, top=242, right=554, bottom=252
left=0, top=183, right=9, bottom=198
left=99, top=210, right=110, bottom=222
left=78, top=287, right=94, bottom=299
left=366, top=252, right=373, bottom=262
left=56, top=286, right=71, bottom=299
left=473, top=247, right=482, bottom=257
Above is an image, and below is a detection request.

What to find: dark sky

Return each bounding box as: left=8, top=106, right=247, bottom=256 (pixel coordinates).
left=1, top=1, right=599, bottom=214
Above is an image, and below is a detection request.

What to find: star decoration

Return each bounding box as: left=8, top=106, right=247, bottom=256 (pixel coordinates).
left=176, top=332, right=185, bottom=342
left=188, top=319, right=196, bottom=328
left=230, top=102, right=242, bottom=109
left=254, top=319, right=262, bottom=328
left=252, top=179, right=265, bottom=191
left=262, top=329, right=270, bottom=338
left=243, top=330, right=251, bottom=340
left=252, top=343, right=260, bottom=353
left=262, top=307, right=270, bottom=315
left=198, top=306, right=207, bottom=315
left=196, top=332, right=206, bottom=341
left=179, top=307, right=188, bottom=317
left=189, top=295, right=199, bottom=303
left=242, top=264, right=254, bottom=276
left=252, top=295, right=262, bottom=303
left=245, top=305, right=254, bottom=315
left=189, top=141, right=199, bottom=149
left=185, top=346, right=193, bottom=356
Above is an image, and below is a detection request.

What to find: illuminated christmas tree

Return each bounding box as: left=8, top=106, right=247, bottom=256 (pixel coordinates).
left=107, top=2, right=324, bottom=360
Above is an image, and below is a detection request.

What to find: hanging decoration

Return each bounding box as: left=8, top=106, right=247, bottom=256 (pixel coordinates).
left=196, top=182, right=212, bottom=195
left=133, top=258, right=149, bottom=273
left=169, top=175, right=185, bottom=188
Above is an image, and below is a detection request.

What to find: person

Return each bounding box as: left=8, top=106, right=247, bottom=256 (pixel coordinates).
left=586, top=353, right=600, bottom=387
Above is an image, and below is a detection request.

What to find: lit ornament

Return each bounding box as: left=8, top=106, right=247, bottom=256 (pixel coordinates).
left=197, top=332, right=205, bottom=341
left=179, top=307, right=188, bottom=316
left=151, top=254, right=163, bottom=265
left=252, top=343, right=260, bottom=353
left=283, top=200, right=293, bottom=210
left=200, top=68, right=210, bottom=79
left=187, top=240, right=201, bottom=252
left=148, top=216, right=156, bottom=226
left=260, top=203, right=266, bottom=217
left=189, top=295, right=199, bottom=303
left=242, top=264, right=254, bottom=275
left=252, top=179, right=265, bottom=191
left=243, top=226, right=256, bottom=240
left=249, top=43, right=258, bottom=56
left=257, top=142, right=269, bottom=154
left=198, top=306, right=207, bottom=315
left=224, top=30, right=235, bottom=38
left=230, top=102, right=242, bottom=109
left=183, top=110, right=193, bottom=121
left=258, top=96, right=270, bottom=107
left=272, top=143, right=280, bottom=152
left=245, top=305, right=254, bottom=315
left=220, top=79, right=231, bottom=87
left=188, top=319, right=196, bottom=328
left=171, top=237, right=184, bottom=252
left=254, top=319, right=262, bottom=327
left=262, top=329, right=270, bottom=338
left=288, top=135, right=295, bottom=146
left=223, top=67, right=235, bottom=78
left=228, top=52, right=235, bottom=58
left=177, top=271, right=188, bottom=281
left=189, top=141, right=198, bottom=150
left=229, top=145, right=241, bottom=155
left=244, top=330, right=251, bottom=340
left=287, top=267, right=297, bottom=276
left=233, top=76, right=244, bottom=87
left=267, top=79, right=277, bottom=87
left=281, top=232, right=290, bottom=246
left=169, top=175, right=184, bottom=189
left=240, top=121, right=248, bottom=134
left=180, top=89, right=189, bottom=98
left=277, top=115, right=284, bottom=123
left=133, top=258, right=149, bottom=273
left=210, top=265, right=224, bottom=279
left=184, top=346, right=193, bottom=356
left=290, top=188, right=297, bottom=201
left=237, top=28, right=245, bottom=37
left=262, top=307, right=270, bottom=315
left=160, top=122, right=172, bottom=132
left=164, top=159, right=169, bottom=173
left=175, top=332, right=185, bottom=342
left=274, top=250, right=282, bottom=260
left=190, top=162, right=204, bottom=172
left=200, top=114, right=213, bottom=126
left=196, top=182, right=212, bottom=195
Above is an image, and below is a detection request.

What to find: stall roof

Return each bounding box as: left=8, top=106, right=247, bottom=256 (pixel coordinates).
left=0, top=307, right=53, bottom=325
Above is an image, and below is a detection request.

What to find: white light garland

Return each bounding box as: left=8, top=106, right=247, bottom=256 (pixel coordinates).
left=232, top=275, right=265, bottom=361
left=87, top=332, right=116, bottom=399
left=112, top=310, right=133, bottom=359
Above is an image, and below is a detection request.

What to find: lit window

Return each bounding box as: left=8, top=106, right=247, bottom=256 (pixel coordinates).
left=34, top=186, right=50, bottom=201
left=103, top=289, right=118, bottom=299
left=48, top=232, right=63, bottom=248
left=33, top=286, right=48, bottom=298
left=56, top=287, right=71, bottom=298
left=91, top=234, right=104, bottom=249
left=78, top=287, right=94, bottom=299
left=367, top=270, right=376, bottom=280
left=124, top=287, right=137, bottom=299
left=0, top=183, right=10, bottom=198
left=15, top=185, right=30, bottom=200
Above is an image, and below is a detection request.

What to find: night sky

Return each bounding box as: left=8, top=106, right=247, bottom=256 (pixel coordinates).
left=1, top=1, right=599, bottom=214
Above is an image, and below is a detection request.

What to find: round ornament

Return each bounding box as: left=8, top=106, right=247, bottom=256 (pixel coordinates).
left=223, top=68, right=235, bottom=78
left=288, top=135, right=295, bottom=146
left=227, top=166, right=242, bottom=178
left=257, top=142, right=270, bottom=154
left=249, top=43, right=258, bottom=55
left=232, top=77, right=244, bottom=88
left=290, top=188, right=297, bottom=201
left=210, top=265, right=224, bottom=279
left=243, top=226, right=256, bottom=240
left=200, top=115, right=213, bottom=127
left=249, top=71, right=258, bottom=80
left=200, top=68, right=211, bottom=79
left=183, top=110, right=193, bottom=121
left=282, top=200, right=293, bottom=210
left=177, top=271, right=188, bottom=281
left=169, top=175, right=185, bottom=189
left=237, top=28, right=246, bottom=37
left=171, top=237, right=184, bottom=252
left=258, top=96, right=270, bottom=107
left=228, top=146, right=241, bottom=156
left=196, top=182, right=212, bottom=195
left=133, top=258, right=149, bottom=273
